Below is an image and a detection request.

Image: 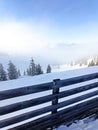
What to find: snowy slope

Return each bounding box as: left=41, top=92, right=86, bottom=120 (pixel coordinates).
left=1, top=66, right=98, bottom=130
left=0, top=66, right=98, bottom=91
left=52, top=64, right=87, bottom=72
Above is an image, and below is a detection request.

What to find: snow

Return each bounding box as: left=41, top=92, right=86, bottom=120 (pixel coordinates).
left=55, top=116, right=98, bottom=130
left=1, top=66, right=98, bottom=130
left=0, top=66, right=97, bottom=91
left=52, top=64, right=87, bottom=72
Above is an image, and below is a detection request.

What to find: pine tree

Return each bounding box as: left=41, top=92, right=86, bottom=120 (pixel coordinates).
left=36, top=64, right=43, bottom=75
left=46, top=64, right=51, bottom=73
left=96, top=59, right=98, bottom=65
left=18, top=70, right=21, bottom=77
left=7, top=61, right=18, bottom=80
left=0, top=63, right=7, bottom=81
left=88, top=60, right=95, bottom=67
left=27, top=68, right=29, bottom=75
left=28, top=58, right=36, bottom=76
left=24, top=71, right=26, bottom=76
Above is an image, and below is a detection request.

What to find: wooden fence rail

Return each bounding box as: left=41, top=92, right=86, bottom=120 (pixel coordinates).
left=0, top=72, right=98, bottom=130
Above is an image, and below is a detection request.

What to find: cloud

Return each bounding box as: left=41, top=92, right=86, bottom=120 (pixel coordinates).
left=0, top=20, right=47, bottom=55
left=0, top=19, right=98, bottom=66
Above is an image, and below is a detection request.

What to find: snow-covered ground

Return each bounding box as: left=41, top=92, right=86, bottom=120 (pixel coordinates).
left=55, top=116, right=98, bottom=130
left=1, top=66, right=98, bottom=130
left=52, top=64, right=87, bottom=72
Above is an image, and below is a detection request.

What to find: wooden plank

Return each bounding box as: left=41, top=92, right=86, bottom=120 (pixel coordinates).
left=0, top=72, right=98, bottom=101
left=0, top=93, right=53, bottom=115
left=54, top=72, right=98, bottom=88
left=57, top=81, right=98, bottom=99
left=25, top=98, right=98, bottom=130
left=0, top=82, right=53, bottom=100
left=9, top=97, right=98, bottom=130
left=21, top=102, right=98, bottom=130
left=28, top=106, right=98, bottom=130
left=51, top=104, right=98, bottom=129
left=1, top=81, right=98, bottom=115
left=1, top=91, right=98, bottom=128
left=65, top=109, right=98, bottom=126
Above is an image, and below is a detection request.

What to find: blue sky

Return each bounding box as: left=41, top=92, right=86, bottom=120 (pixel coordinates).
left=0, top=0, right=98, bottom=64
left=1, top=0, right=98, bottom=25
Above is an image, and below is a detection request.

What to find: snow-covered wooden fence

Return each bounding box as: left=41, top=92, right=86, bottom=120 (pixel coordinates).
left=0, top=73, right=98, bottom=130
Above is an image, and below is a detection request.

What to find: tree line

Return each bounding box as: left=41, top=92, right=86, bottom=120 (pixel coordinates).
left=25, top=58, right=51, bottom=76
left=88, top=59, right=98, bottom=67
left=0, top=61, right=19, bottom=81
left=0, top=58, right=52, bottom=81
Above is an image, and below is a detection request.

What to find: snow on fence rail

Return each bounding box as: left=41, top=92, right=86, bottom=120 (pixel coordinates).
left=0, top=72, right=98, bottom=130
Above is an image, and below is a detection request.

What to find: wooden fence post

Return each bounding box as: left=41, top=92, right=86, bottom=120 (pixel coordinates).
left=52, top=79, right=60, bottom=114
left=49, top=79, right=60, bottom=130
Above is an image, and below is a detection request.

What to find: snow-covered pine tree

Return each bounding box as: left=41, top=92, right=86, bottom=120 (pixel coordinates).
left=36, top=64, right=43, bottom=75
left=46, top=64, right=51, bottom=73
left=96, top=59, right=98, bottom=65
left=88, top=60, right=95, bottom=66
left=27, top=68, right=30, bottom=75
left=0, top=63, right=7, bottom=81
left=23, top=71, right=26, bottom=76
left=18, top=69, right=21, bottom=77
left=29, top=58, right=36, bottom=76
left=7, top=61, right=18, bottom=80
